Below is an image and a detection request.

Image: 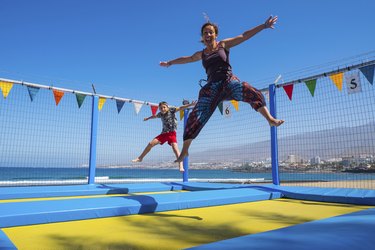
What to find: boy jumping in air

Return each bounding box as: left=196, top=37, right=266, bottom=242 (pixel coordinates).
left=132, top=101, right=196, bottom=172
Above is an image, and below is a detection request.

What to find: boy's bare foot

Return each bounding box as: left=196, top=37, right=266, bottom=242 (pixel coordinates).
left=179, top=162, right=185, bottom=172
left=131, top=158, right=142, bottom=163
left=269, top=119, right=284, bottom=127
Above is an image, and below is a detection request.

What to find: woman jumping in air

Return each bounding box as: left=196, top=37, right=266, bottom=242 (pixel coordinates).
left=160, top=15, right=284, bottom=163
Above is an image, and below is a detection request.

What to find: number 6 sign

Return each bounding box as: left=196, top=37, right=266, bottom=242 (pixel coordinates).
left=223, top=102, right=232, bottom=118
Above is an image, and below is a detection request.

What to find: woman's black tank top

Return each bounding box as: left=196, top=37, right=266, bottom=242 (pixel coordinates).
left=201, top=44, right=232, bottom=82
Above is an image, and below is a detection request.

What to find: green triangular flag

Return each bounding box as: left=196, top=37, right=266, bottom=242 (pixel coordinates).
left=217, top=102, right=223, bottom=115
left=75, top=93, right=86, bottom=108
left=305, top=79, right=317, bottom=97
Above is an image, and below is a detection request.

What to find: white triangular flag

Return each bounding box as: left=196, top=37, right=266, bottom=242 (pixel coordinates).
left=133, top=102, right=143, bottom=114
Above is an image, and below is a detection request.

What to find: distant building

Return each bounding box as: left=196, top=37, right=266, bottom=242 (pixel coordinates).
left=310, top=156, right=321, bottom=165
left=342, top=156, right=354, bottom=167
left=287, top=155, right=297, bottom=163
left=326, top=158, right=342, bottom=163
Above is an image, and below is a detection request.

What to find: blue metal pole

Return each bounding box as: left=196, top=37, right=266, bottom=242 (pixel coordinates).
left=182, top=108, right=190, bottom=182
left=269, top=84, right=280, bottom=185
left=88, top=95, right=99, bottom=184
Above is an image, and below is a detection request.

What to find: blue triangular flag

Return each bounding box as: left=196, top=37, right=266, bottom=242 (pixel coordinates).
left=116, top=100, right=125, bottom=113
left=359, top=64, right=374, bottom=85
left=27, top=86, right=40, bottom=102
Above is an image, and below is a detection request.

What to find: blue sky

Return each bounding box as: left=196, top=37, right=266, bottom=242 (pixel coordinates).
left=1, top=0, right=374, bottom=106
left=1, top=0, right=375, bottom=168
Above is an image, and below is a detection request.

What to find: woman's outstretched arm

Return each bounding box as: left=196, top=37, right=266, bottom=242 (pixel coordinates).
left=221, top=16, right=278, bottom=49
left=160, top=51, right=202, bottom=67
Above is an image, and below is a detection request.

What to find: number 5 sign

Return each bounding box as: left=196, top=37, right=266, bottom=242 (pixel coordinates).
left=345, top=71, right=362, bottom=94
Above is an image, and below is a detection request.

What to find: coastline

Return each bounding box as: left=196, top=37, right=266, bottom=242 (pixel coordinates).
left=281, top=180, right=375, bottom=189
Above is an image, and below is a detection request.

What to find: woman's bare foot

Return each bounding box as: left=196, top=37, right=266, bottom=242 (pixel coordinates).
left=179, top=162, right=185, bottom=172
left=269, top=119, right=284, bottom=127
left=131, top=157, right=142, bottom=163
left=175, top=152, right=189, bottom=163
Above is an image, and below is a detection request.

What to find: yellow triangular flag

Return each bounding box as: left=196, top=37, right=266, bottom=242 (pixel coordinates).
left=180, top=110, right=184, bottom=120
left=329, top=72, right=343, bottom=91
left=230, top=100, right=239, bottom=111
left=0, top=81, right=14, bottom=99
left=98, top=97, right=106, bottom=111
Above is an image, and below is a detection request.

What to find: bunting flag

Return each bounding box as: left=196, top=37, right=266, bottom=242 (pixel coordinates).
left=150, top=105, right=158, bottom=116
left=27, top=86, right=40, bottom=102
left=262, top=90, right=270, bottom=102
left=230, top=100, right=239, bottom=111
left=52, top=89, right=64, bottom=106
left=359, top=64, right=375, bottom=85
left=133, top=102, right=143, bottom=114
left=223, top=102, right=232, bottom=118
left=116, top=100, right=125, bottom=113
left=98, top=97, right=106, bottom=111
left=282, top=84, right=294, bottom=101
left=0, top=80, right=13, bottom=99
left=329, top=72, right=343, bottom=91
left=345, top=71, right=362, bottom=94
left=179, top=110, right=184, bottom=120
left=304, top=79, right=317, bottom=97
left=75, top=93, right=86, bottom=108
left=217, top=101, right=223, bottom=115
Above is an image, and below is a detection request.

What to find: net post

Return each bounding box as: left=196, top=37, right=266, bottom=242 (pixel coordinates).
left=88, top=95, right=99, bottom=184
left=269, top=84, right=280, bottom=185
left=182, top=100, right=190, bottom=182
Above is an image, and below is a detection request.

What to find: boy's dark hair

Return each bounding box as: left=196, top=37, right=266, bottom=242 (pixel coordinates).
left=158, top=101, right=168, bottom=107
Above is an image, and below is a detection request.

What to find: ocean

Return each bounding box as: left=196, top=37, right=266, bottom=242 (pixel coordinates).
left=1, top=167, right=375, bottom=185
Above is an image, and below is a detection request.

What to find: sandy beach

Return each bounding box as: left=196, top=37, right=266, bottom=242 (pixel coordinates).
left=282, top=180, right=375, bottom=189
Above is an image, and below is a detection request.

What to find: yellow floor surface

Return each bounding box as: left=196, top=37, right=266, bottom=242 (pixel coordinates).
left=3, top=198, right=371, bottom=250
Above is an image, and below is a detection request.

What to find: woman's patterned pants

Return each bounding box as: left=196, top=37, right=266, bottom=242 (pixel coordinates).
left=183, top=75, right=266, bottom=141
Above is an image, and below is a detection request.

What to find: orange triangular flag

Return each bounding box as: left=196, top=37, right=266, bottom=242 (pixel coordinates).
left=230, top=100, right=239, bottom=111
left=282, top=84, right=294, bottom=101
left=0, top=81, right=14, bottom=99
left=52, top=89, right=64, bottom=106
left=180, top=110, right=184, bottom=120
left=98, top=97, right=106, bottom=111
left=329, top=72, right=343, bottom=91
left=150, top=105, right=158, bottom=116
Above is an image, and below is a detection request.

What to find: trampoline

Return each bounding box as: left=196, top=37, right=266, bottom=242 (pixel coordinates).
left=1, top=182, right=375, bottom=249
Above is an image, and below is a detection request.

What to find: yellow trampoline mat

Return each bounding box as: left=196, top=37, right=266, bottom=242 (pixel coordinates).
left=4, top=198, right=371, bottom=250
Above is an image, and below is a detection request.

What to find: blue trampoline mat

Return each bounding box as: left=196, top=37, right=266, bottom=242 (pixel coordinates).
left=1, top=182, right=375, bottom=249
left=0, top=186, right=281, bottom=228
left=0, top=182, right=181, bottom=200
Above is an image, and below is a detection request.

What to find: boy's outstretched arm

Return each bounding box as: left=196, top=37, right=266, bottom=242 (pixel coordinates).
left=144, top=115, right=157, bottom=121
left=176, top=100, right=197, bottom=112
